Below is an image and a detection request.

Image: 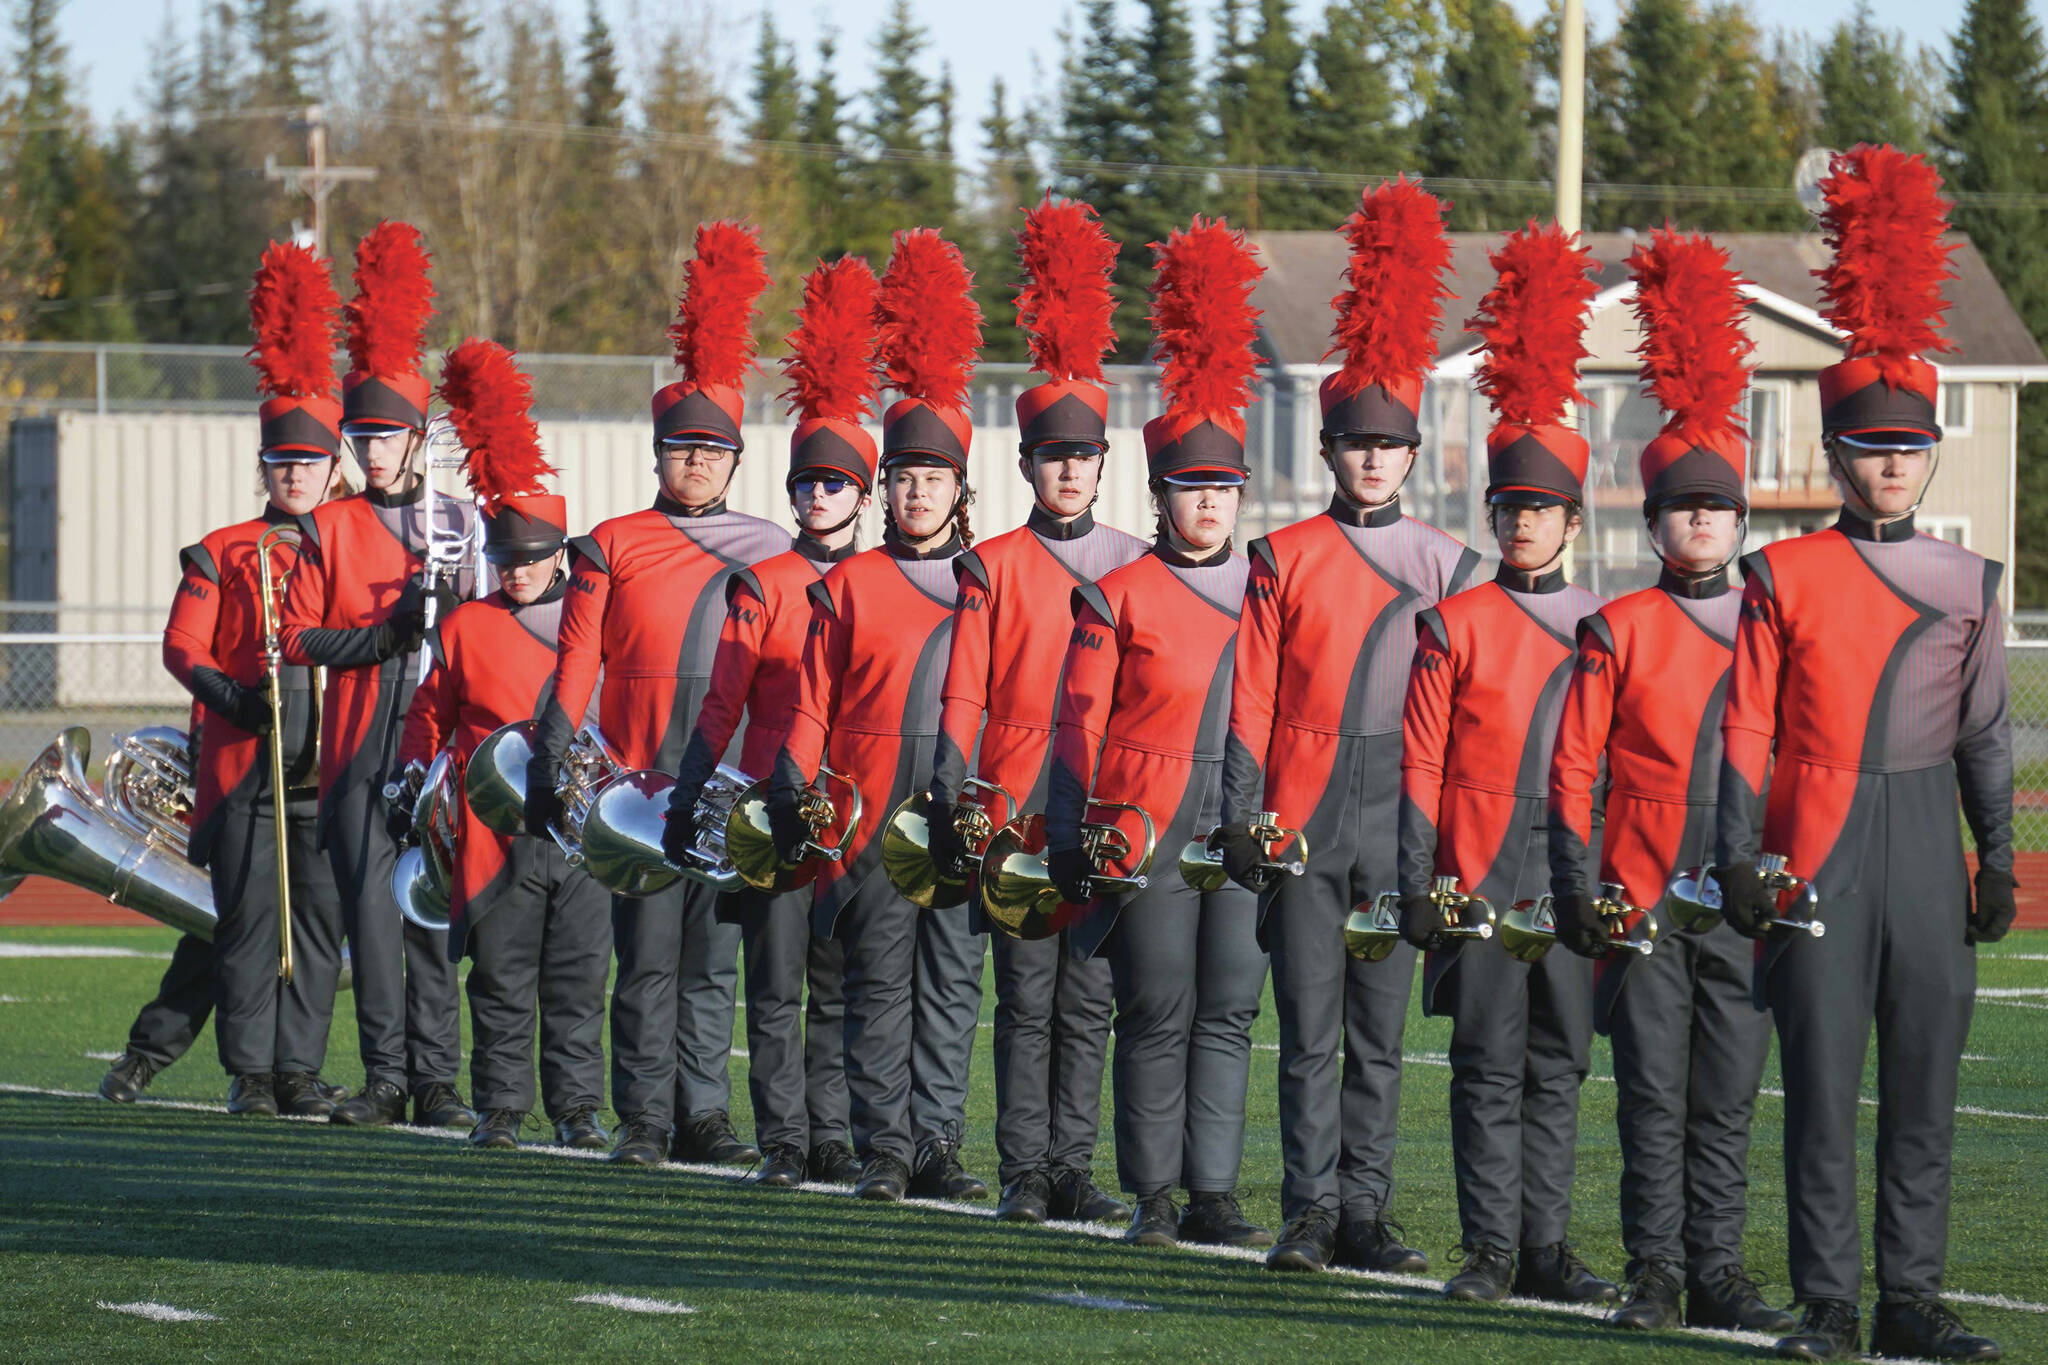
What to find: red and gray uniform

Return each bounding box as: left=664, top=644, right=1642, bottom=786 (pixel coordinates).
left=1547, top=566, right=1771, bottom=1283
left=279, top=485, right=475, bottom=1092
left=1222, top=495, right=1477, bottom=1225
left=774, top=530, right=981, bottom=1167
left=930, top=504, right=1145, bottom=1188
left=164, top=506, right=343, bottom=1080
left=537, top=494, right=786, bottom=1133
left=668, top=537, right=857, bottom=1158
left=396, top=576, right=609, bottom=1121
left=1717, top=511, right=2012, bottom=1304
left=1051, top=543, right=1266, bottom=1200
left=1398, top=563, right=1604, bottom=1253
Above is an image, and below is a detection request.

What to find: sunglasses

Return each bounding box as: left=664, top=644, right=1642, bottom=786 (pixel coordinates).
left=792, top=474, right=856, bottom=495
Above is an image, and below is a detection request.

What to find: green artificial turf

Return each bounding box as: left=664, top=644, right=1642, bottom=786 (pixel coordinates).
left=2, top=925, right=2045, bottom=1361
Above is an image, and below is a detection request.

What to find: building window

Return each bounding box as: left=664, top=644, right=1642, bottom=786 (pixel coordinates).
left=1747, top=383, right=1787, bottom=487
left=1920, top=516, right=1970, bottom=547
left=1940, top=382, right=1973, bottom=437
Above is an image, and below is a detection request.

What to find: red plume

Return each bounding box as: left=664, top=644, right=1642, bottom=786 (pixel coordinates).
left=437, top=338, right=558, bottom=507
left=345, top=221, right=434, bottom=378
left=876, top=228, right=984, bottom=412
left=1467, top=222, right=1600, bottom=427
left=1016, top=195, right=1118, bottom=383
left=1815, top=143, right=1956, bottom=385
left=668, top=221, right=772, bottom=388
left=1149, top=216, right=1264, bottom=438
left=780, top=257, right=881, bottom=423
left=246, top=241, right=340, bottom=400
left=1325, top=176, right=1453, bottom=398
left=1628, top=227, right=1754, bottom=443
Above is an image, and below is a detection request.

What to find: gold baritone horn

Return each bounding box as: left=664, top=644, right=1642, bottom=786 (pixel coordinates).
left=1344, top=875, right=1498, bottom=962
left=1180, top=812, right=1308, bottom=893
left=882, top=778, right=1018, bottom=909
left=1666, top=852, right=1826, bottom=937
left=1499, top=883, right=1659, bottom=963
left=721, top=767, right=863, bottom=894
left=979, top=800, right=1155, bottom=942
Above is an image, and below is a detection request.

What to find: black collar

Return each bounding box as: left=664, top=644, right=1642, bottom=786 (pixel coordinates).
left=1658, top=565, right=1729, bottom=599
left=1327, top=493, right=1402, bottom=529
left=365, top=480, right=424, bottom=509
left=655, top=492, right=727, bottom=519
left=261, top=502, right=298, bottom=525
left=1029, top=503, right=1095, bottom=541
left=1835, top=508, right=1916, bottom=544
left=1495, top=562, right=1568, bottom=595
left=1153, top=536, right=1233, bottom=568
left=884, top=526, right=962, bottom=561
left=797, top=535, right=861, bottom=565
left=527, top=570, right=570, bottom=606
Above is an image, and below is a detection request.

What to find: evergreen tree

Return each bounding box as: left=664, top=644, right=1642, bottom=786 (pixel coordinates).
left=1611, top=0, right=1710, bottom=223
left=1214, top=0, right=1307, bottom=228
left=857, top=0, right=955, bottom=243
left=798, top=35, right=859, bottom=257
left=1297, top=0, right=1405, bottom=225
left=971, top=78, right=1036, bottom=360
left=1419, top=0, right=1540, bottom=229
left=244, top=0, right=325, bottom=108
left=1816, top=0, right=1930, bottom=151
left=1695, top=2, right=1802, bottom=229
left=577, top=0, right=624, bottom=129
left=747, top=13, right=801, bottom=144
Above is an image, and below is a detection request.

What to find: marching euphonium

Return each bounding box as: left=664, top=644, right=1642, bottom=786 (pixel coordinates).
left=388, top=749, right=459, bottom=932
left=978, top=800, right=1155, bottom=942
left=721, top=768, right=864, bottom=894
left=881, top=778, right=1018, bottom=909
left=1499, top=884, right=1659, bottom=963
left=1344, top=875, right=1498, bottom=962
left=1666, top=852, right=1826, bottom=937
left=1180, top=811, right=1308, bottom=894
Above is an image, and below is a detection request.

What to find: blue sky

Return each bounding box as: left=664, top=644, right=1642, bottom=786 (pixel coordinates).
left=56, top=0, right=1982, bottom=156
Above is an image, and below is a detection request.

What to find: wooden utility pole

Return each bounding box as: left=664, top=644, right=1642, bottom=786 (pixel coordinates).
left=263, top=105, right=378, bottom=260
left=1555, top=0, right=1586, bottom=235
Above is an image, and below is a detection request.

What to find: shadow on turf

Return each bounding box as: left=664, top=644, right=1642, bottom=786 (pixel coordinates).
left=0, top=1094, right=1770, bottom=1354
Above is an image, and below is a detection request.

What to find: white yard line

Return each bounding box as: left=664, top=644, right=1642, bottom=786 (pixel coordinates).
left=0, top=944, right=174, bottom=959
left=95, top=1301, right=217, bottom=1323
left=1040, top=1291, right=1157, bottom=1311
left=83, top=1050, right=122, bottom=1062
left=572, top=1293, right=696, bottom=1315
left=1951, top=1291, right=2048, bottom=1316
left=1976, top=987, right=2048, bottom=998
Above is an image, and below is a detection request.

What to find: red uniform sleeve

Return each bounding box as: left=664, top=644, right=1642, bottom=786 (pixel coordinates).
left=777, top=583, right=846, bottom=788
left=1716, top=561, right=1780, bottom=865
left=276, top=532, right=329, bottom=667
left=397, top=643, right=457, bottom=768
left=538, top=557, right=611, bottom=763
left=1046, top=601, right=1120, bottom=852
left=163, top=559, right=227, bottom=697
left=1547, top=621, right=1616, bottom=898
left=1397, top=613, right=1456, bottom=897
left=931, top=573, right=995, bottom=807
left=1221, top=546, right=1282, bottom=825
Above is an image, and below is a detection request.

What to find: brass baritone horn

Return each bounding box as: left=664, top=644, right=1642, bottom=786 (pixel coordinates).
left=1344, top=875, right=1498, bottom=962
left=722, top=767, right=864, bottom=894
left=1180, top=811, right=1308, bottom=894
left=1499, top=883, right=1658, bottom=963
left=579, top=763, right=760, bottom=898
left=978, top=800, right=1155, bottom=942
left=462, top=720, right=627, bottom=863
left=882, top=778, right=1018, bottom=910
left=389, top=749, right=459, bottom=932
left=1666, top=852, right=1826, bottom=937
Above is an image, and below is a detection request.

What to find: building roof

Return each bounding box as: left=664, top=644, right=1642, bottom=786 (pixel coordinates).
left=1247, top=229, right=2047, bottom=374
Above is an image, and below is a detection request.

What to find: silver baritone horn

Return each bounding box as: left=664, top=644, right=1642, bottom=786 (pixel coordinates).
left=388, top=749, right=459, bottom=932
left=1500, top=883, right=1658, bottom=963
left=1344, top=875, right=1498, bottom=962
left=1667, top=852, right=1826, bottom=937
left=1181, top=811, right=1308, bottom=894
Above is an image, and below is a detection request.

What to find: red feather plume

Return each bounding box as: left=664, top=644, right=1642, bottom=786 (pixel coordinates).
left=1628, top=227, right=1755, bottom=442
left=1815, top=143, right=1956, bottom=384
left=876, top=228, right=984, bottom=412
left=780, top=257, right=881, bottom=423
left=1149, top=216, right=1264, bottom=436
left=1015, top=195, right=1119, bottom=383
left=345, top=221, right=434, bottom=377
left=1467, top=222, right=1600, bottom=427
left=1324, top=176, right=1453, bottom=397
left=668, top=221, right=771, bottom=387
left=246, top=241, right=340, bottom=400
left=437, top=338, right=558, bottom=507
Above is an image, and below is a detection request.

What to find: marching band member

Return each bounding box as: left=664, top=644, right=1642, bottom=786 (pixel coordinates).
left=394, top=340, right=611, bottom=1152
left=280, top=222, right=477, bottom=1130
left=660, top=256, right=882, bottom=1187
left=1547, top=230, right=1792, bottom=1335
left=1397, top=222, right=1616, bottom=1305
left=1051, top=218, right=1269, bottom=1249
left=97, top=926, right=216, bottom=1103
left=527, top=223, right=786, bottom=1167
left=1716, top=146, right=2011, bottom=1363
left=1224, top=180, right=1476, bottom=1273
left=930, top=198, right=1143, bottom=1226
left=767, top=228, right=988, bottom=1203
left=156, top=242, right=350, bottom=1118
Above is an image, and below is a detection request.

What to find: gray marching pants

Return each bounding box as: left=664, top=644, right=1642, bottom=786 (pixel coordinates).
left=1609, top=919, right=1772, bottom=1280
left=609, top=875, right=739, bottom=1130
left=735, top=885, right=851, bottom=1152
left=1101, top=875, right=1267, bottom=1199
left=211, top=794, right=345, bottom=1077
left=991, top=929, right=1114, bottom=1185
left=123, top=932, right=216, bottom=1068
left=462, top=841, right=611, bottom=1118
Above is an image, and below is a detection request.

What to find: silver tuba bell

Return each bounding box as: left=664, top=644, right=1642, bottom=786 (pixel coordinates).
left=390, top=749, right=459, bottom=932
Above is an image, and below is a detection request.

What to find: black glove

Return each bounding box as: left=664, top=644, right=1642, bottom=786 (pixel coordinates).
left=1552, top=892, right=1611, bottom=960
left=1968, top=866, right=2018, bottom=945
left=766, top=787, right=810, bottom=864
left=1215, top=823, right=1265, bottom=889
left=660, top=801, right=698, bottom=869
left=1048, top=845, right=1094, bottom=906
left=926, top=800, right=966, bottom=872
left=227, top=683, right=273, bottom=737
left=524, top=758, right=563, bottom=841
left=1713, top=861, right=1770, bottom=940
left=1398, top=891, right=1447, bottom=950
left=385, top=792, right=417, bottom=848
